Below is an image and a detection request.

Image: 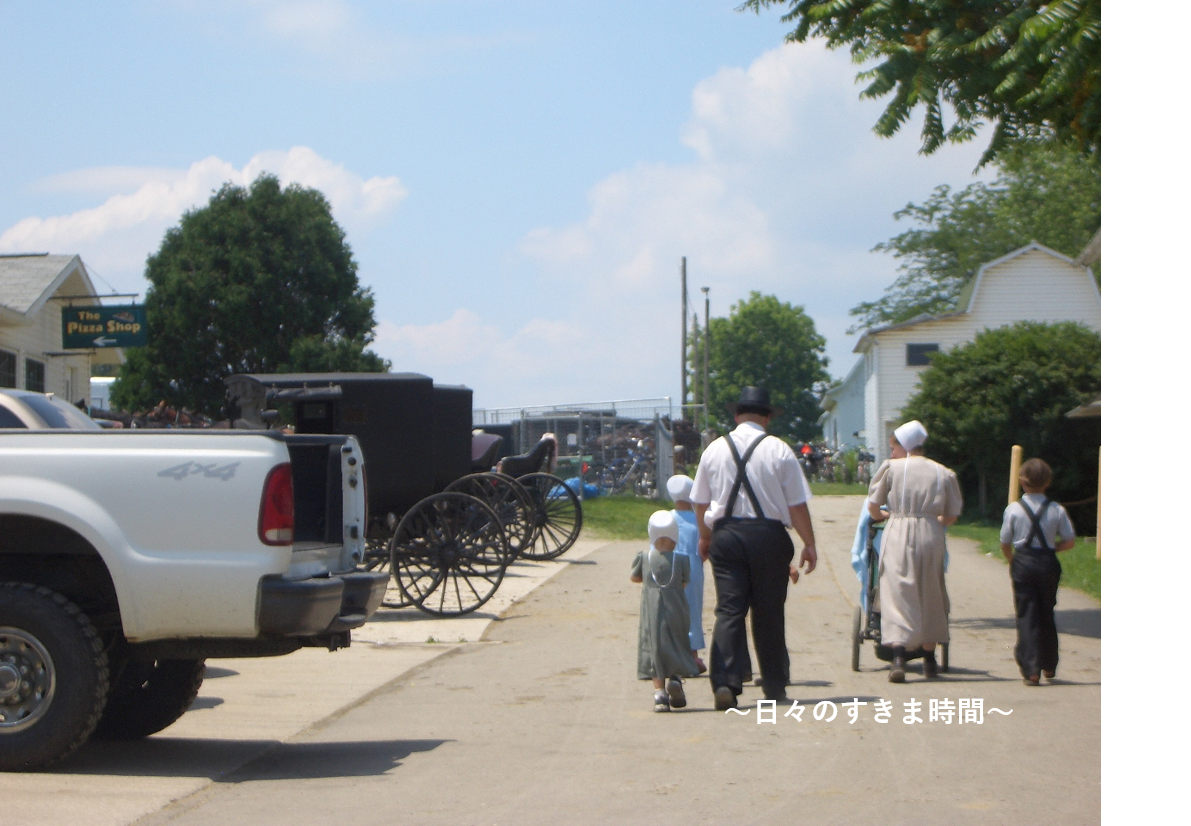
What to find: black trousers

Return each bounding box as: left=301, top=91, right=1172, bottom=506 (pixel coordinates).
left=708, top=518, right=794, bottom=695
left=1010, top=553, right=1062, bottom=677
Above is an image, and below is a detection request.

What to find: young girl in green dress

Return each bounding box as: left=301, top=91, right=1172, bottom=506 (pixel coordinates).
left=631, top=511, right=702, bottom=711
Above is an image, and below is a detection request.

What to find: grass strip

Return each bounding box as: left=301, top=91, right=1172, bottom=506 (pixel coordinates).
left=581, top=496, right=661, bottom=540
left=949, top=522, right=1100, bottom=600
left=809, top=482, right=868, bottom=496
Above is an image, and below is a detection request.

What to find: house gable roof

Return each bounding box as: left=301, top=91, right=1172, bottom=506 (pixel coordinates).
left=0, top=253, right=97, bottom=323
left=821, top=356, right=865, bottom=411
left=853, top=241, right=1095, bottom=353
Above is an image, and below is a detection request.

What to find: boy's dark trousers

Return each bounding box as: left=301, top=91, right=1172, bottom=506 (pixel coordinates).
left=708, top=517, right=794, bottom=697
left=1010, top=551, right=1062, bottom=677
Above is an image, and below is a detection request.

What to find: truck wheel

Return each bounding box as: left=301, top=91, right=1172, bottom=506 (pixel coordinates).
left=0, top=582, right=109, bottom=772
left=92, top=658, right=205, bottom=740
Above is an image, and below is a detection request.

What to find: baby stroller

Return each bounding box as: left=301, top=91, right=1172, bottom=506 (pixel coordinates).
left=851, top=519, right=950, bottom=673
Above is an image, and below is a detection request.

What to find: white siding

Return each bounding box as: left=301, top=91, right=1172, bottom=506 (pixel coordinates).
left=864, top=245, right=1100, bottom=462
left=967, top=248, right=1100, bottom=332
left=864, top=348, right=880, bottom=461
left=0, top=270, right=93, bottom=402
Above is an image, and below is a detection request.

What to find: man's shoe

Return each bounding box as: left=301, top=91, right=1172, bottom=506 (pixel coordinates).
left=762, top=683, right=787, bottom=702
left=1042, top=670, right=1056, bottom=681
left=1023, top=675, right=1040, bottom=687
left=713, top=686, right=737, bottom=711
left=666, top=678, right=687, bottom=709
left=654, top=690, right=671, bottom=712
left=923, top=655, right=938, bottom=679
left=888, top=656, right=906, bottom=683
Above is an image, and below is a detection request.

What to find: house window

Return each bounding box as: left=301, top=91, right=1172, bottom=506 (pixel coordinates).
left=0, top=350, right=15, bottom=388
left=906, top=343, right=939, bottom=367
left=25, top=358, right=46, bottom=392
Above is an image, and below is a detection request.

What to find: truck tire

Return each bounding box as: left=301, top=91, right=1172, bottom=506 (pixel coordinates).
left=92, top=658, right=205, bottom=740
left=0, top=582, right=110, bottom=772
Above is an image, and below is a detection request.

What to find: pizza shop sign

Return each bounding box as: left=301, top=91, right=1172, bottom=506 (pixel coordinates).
left=61, top=305, right=147, bottom=349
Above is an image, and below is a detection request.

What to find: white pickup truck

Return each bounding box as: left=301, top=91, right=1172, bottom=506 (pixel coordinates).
left=0, top=423, right=389, bottom=771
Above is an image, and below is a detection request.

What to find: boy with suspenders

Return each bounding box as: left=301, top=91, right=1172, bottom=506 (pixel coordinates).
left=1000, top=458, right=1077, bottom=685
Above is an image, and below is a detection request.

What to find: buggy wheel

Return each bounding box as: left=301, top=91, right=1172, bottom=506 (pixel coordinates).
left=390, top=493, right=508, bottom=616
left=518, top=473, right=583, bottom=560
left=445, top=473, right=534, bottom=563
left=940, top=642, right=949, bottom=673
left=364, top=533, right=416, bottom=609
left=850, top=606, right=862, bottom=672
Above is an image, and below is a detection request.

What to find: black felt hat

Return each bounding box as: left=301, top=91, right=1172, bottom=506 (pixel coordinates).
left=727, top=386, right=782, bottom=417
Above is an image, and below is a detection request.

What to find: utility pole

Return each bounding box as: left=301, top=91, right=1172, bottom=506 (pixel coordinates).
left=701, top=286, right=710, bottom=432
left=681, top=257, right=688, bottom=419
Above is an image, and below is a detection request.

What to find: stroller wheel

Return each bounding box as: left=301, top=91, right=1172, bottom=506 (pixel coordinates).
left=850, top=605, right=862, bottom=672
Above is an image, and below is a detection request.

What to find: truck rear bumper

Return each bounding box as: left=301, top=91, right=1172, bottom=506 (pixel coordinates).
left=258, top=570, right=389, bottom=637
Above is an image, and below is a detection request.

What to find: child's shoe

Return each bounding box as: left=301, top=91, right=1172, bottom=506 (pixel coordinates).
left=666, top=678, right=687, bottom=709
left=654, top=690, right=670, bottom=712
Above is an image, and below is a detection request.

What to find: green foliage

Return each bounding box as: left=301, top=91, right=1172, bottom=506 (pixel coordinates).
left=582, top=496, right=665, bottom=540
left=809, top=482, right=868, bottom=496
left=112, top=174, right=388, bottom=416
left=740, top=0, right=1100, bottom=165
left=690, top=292, right=830, bottom=442
left=949, top=521, right=1099, bottom=600
left=901, top=321, right=1100, bottom=526
left=853, top=141, right=1099, bottom=330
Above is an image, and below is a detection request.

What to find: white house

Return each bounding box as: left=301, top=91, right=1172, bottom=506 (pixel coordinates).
left=0, top=253, right=120, bottom=404
left=818, top=356, right=866, bottom=450
left=854, top=242, right=1101, bottom=465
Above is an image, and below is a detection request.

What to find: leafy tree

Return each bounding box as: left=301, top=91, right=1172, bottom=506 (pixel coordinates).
left=852, top=140, right=1099, bottom=330
left=900, top=321, right=1099, bottom=525
left=740, top=0, right=1100, bottom=165
left=112, top=174, right=388, bottom=416
left=690, top=292, right=830, bottom=442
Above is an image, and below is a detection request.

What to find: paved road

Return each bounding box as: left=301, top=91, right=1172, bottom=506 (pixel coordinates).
left=132, top=497, right=1100, bottom=825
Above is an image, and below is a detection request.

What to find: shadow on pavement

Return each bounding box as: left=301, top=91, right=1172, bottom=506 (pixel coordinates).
left=222, top=739, right=450, bottom=782
left=202, top=666, right=239, bottom=679
left=189, top=696, right=225, bottom=710
left=952, top=616, right=1016, bottom=631
left=367, top=609, right=500, bottom=623
left=62, top=737, right=281, bottom=777
left=59, top=737, right=449, bottom=781
left=1055, top=608, right=1100, bottom=639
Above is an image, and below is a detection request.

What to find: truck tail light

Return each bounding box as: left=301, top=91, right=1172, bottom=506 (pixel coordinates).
left=259, top=463, right=294, bottom=545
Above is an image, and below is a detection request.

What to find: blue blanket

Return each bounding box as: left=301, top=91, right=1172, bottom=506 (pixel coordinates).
left=850, top=501, right=949, bottom=615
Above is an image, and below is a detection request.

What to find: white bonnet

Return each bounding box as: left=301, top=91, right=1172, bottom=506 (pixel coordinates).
left=893, top=420, right=928, bottom=451
left=648, top=510, right=679, bottom=545
left=666, top=474, right=694, bottom=503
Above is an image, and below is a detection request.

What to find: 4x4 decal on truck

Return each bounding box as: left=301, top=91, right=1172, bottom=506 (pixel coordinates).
left=156, top=461, right=240, bottom=481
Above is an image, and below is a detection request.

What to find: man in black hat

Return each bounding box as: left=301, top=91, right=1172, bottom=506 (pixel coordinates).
left=690, top=386, right=817, bottom=709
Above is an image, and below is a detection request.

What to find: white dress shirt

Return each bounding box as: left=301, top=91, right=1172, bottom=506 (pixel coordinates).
left=690, top=421, right=811, bottom=529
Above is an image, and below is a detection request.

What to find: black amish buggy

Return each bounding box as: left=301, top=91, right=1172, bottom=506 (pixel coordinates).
left=226, top=373, right=582, bottom=616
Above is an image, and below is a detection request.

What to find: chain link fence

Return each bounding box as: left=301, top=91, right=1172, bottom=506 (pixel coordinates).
left=473, top=398, right=706, bottom=498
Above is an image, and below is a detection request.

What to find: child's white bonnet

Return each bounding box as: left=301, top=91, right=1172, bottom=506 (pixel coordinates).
left=666, top=474, right=694, bottom=503
left=648, top=510, right=679, bottom=545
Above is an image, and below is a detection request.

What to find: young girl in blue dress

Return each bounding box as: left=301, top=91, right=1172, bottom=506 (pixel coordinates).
left=631, top=511, right=702, bottom=711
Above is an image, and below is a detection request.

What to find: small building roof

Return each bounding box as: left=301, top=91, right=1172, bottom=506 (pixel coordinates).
left=820, top=357, right=864, bottom=412
left=1065, top=395, right=1101, bottom=418
left=852, top=242, right=1091, bottom=353
left=0, top=253, right=97, bottom=322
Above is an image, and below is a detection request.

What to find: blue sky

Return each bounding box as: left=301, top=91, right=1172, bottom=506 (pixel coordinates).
left=0, top=0, right=992, bottom=408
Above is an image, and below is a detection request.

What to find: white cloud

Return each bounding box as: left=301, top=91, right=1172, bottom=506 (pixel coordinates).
left=0, top=147, right=407, bottom=291
left=368, top=42, right=991, bottom=405
left=506, top=42, right=990, bottom=396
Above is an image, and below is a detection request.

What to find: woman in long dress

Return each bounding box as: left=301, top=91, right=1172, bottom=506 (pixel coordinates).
left=867, top=420, right=963, bottom=683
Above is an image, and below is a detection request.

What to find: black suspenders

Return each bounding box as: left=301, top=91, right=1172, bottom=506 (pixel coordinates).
left=724, top=434, right=769, bottom=520
left=1019, top=498, right=1054, bottom=553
